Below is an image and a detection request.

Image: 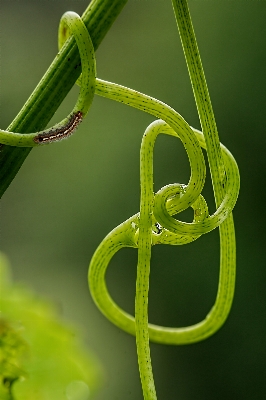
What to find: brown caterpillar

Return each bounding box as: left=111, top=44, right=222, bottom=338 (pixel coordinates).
left=34, top=111, right=83, bottom=144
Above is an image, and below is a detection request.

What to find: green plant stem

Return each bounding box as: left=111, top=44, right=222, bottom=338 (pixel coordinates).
left=0, top=0, right=128, bottom=197
left=171, top=0, right=237, bottom=335
left=172, top=0, right=225, bottom=203
left=88, top=117, right=238, bottom=345
left=135, top=124, right=158, bottom=400
left=89, top=0, right=239, bottom=353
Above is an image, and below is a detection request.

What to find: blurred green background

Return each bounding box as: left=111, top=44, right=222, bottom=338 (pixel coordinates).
left=1, top=0, right=266, bottom=398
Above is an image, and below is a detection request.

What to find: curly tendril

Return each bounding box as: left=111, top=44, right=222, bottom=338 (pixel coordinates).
left=1, top=3, right=240, bottom=400
left=0, top=12, right=96, bottom=147
left=89, top=1, right=239, bottom=399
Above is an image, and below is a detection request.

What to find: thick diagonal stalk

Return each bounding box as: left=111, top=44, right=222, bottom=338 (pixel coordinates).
left=0, top=0, right=128, bottom=197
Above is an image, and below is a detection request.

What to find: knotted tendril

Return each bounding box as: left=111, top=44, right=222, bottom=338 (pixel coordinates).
left=0, top=3, right=240, bottom=400
left=90, top=1, right=240, bottom=398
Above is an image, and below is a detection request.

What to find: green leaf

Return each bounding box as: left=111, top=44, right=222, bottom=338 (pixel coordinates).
left=0, top=253, right=103, bottom=400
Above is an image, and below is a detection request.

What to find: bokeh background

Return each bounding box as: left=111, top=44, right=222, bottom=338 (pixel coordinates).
left=1, top=0, right=266, bottom=398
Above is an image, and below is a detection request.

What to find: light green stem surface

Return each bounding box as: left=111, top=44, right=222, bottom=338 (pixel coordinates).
left=136, top=129, right=156, bottom=398
left=88, top=113, right=239, bottom=344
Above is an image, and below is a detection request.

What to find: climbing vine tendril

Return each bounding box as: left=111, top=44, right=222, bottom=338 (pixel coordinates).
left=0, top=2, right=240, bottom=400
left=90, top=1, right=240, bottom=398
left=0, top=12, right=96, bottom=147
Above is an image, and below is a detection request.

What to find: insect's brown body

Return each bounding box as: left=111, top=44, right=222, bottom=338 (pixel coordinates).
left=34, top=111, right=83, bottom=144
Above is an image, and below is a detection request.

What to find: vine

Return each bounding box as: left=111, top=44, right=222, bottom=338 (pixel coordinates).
left=90, top=1, right=240, bottom=397
left=0, top=0, right=240, bottom=399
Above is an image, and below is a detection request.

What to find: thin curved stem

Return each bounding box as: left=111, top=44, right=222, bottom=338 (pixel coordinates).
left=88, top=3, right=239, bottom=397
left=95, top=79, right=206, bottom=210
left=88, top=120, right=238, bottom=344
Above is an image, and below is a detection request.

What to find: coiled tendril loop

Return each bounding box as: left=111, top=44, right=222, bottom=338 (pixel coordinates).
left=0, top=5, right=240, bottom=400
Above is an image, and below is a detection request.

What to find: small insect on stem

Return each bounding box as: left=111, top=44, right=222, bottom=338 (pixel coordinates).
left=34, top=111, right=83, bottom=144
